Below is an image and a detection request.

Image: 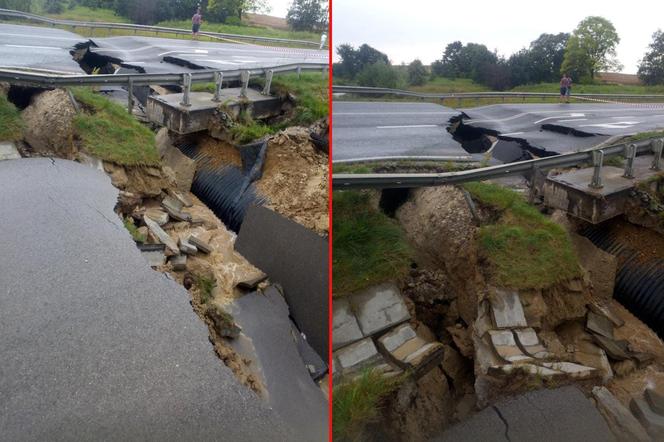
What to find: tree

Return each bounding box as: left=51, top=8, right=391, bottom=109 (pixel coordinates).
left=356, top=62, right=400, bottom=88
left=286, top=0, right=328, bottom=32
left=529, top=33, right=569, bottom=82
left=407, top=59, right=427, bottom=86
left=561, top=16, right=621, bottom=81
left=507, top=49, right=533, bottom=87
left=0, top=0, right=33, bottom=11
left=334, top=43, right=389, bottom=80
left=44, top=0, right=65, bottom=13
left=431, top=41, right=497, bottom=82
left=638, top=30, right=664, bottom=85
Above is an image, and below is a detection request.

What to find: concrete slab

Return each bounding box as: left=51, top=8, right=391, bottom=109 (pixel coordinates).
left=143, top=215, right=179, bottom=253
left=514, top=328, right=550, bottom=358
left=144, top=207, right=169, bottom=226
left=587, top=311, right=615, bottom=339
left=435, top=386, right=614, bottom=442
left=0, top=141, right=20, bottom=161
left=334, top=337, right=384, bottom=373
left=0, top=158, right=297, bottom=440
left=592, top=334, right=631, bottom=361
left=592, top=386, right=650, bottom=442
left=141, top=249, right=166, bottom=267
left=588, top=303, right=625, bottom=328
left=178, top=237, right=198, bottom=255
left=574, top=340, right=613, bottom=382
left=188, top=234, right=213, bottom=254
left=170, top=254, right=187, bottom=271
left=631, top=397, right=664, bottom=438
left=147, top=89, right=282, bottom=134
left=489, top=288, right=527, bottom=329
left=348, top=282, right=410, bottom=336
left=332, top=297, right=363, bottom=350
left=378, top=323, right=418, bottom=353
left=488, top=330, right=532, bottom=363
left=235, top=206, right=328, bottom=359
left=488, top=363, right=561, bottom=378
left=230, top=288, right=328, bottom=441
left=541, top=361, right=597, bottom=379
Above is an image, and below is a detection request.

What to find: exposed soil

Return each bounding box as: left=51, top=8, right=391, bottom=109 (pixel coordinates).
left=256, top=127, right=329, bottom=235
left=21, top=89, right=76, bottom=158
left=606, top=217, right=664, bottom=262
left=194, top=135, right=243, bottom=169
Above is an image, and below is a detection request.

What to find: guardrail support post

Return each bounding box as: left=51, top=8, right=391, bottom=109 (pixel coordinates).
left=651, top=138, right=663, bottom=171
left=127, top=78, right=134, bottom=114
left=297, top=66, right=301, bottom=79
left=240, top=71, right=250, bottom=98
left=212, top=72, right=224, bottom=102
left=262, top=70, right=273, bottom=95
left=589, top=150, right=604, bottom=189
left=623, top=143, right=637, bottom=178
left=180, top=73, right=192, bottom=107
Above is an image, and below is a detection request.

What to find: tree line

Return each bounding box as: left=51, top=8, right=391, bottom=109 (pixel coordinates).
left=0, top=0, right=328, bottom=31
left=335, top=16, right=664, bottom=89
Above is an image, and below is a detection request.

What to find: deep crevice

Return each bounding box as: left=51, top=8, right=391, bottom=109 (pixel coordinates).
left=492, top=405, right=512, bottom=442
left=379, top=188, right=411, bottom=217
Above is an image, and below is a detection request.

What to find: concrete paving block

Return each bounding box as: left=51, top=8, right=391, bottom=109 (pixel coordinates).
left=588, top=303, right=624, bottom=328
left=403, top=342, right=444, bottom=367
left=489, top=363, right=561, bottom=378
left=645, top=388, right=664, bottom=416
left=188, top=234, right=213, bottom=254
left=348, top=282, right=410, bottom=336
left=574, top=340, right=613, bottom=382
left=144, top=208, right=169, bottom=226
left=141, top=249, right=166, bottom=267
left=489, top=288, right=527, bottom=328
left=592, top=386, right=650, bottom=442
left=332, top=298, right=363, bottom=350
left=178, top=237, right=198, bottom=255
left=378, top=323, right=418, bottom=353
left=631, top=397, right=664, bottom=438
left=170, top=254, right=187, bottom=271
left=592, top=334, right=630, bottom=361
left=0, top=141, right=20, bottom=161
left=334, top=337, right=383, bottom=373
left=514, top=328, right=551, bottom=358
left=168, top=189, right=194, bottom=208
left=488, top=330, right=532, bottom=363
left=587, top=311, right=615, bottom=339
left=143, top=215, right=179, bottom=253
left=162, top=195, right=184, bottom=212
left=541, top=361, right=597, bottom=379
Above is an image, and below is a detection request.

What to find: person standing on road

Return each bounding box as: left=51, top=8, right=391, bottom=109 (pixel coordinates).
left=192, top=7, right=203, bottom=40
left=560, top=73, right=572, bottom=103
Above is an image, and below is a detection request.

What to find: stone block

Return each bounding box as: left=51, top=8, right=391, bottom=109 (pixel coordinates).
left=489, top=288, right=527, bottom=329
left=378, top=323, right=418, bottom=353
left=631, top=397, right=664, bottom=439
left=574, top=340, right=613, bottom=383
left=348, top=283, right=410, bottom=336
left=170, top=254, right=187, bottom=271
left=591, top=334, right=630, bottom=361
left=514, top=328, right=550, bottom=359
left=143, top=215, right=179, bottom=253
left=0, top=141, right=20, bottom=161
left=144, top=208, right=169, bottom=226
left=188, top=235, right=213, bottom=254
left=541, top=361, right=597, bottom=379
left=179, top=237, right=198, bottom=255
left=334, top=337, right=384, bottom=373
left=168, top=189, right=194, bottom=208
left=488, top=330, right=531, bottom=363
left=592, top=386, right=650, bottom=442
left=588, top=303, right=624, bottom=328
left=141, top=249, right=166, bottom=267
left=488, top=363, right=561, bottom=378
left=586, top=311, right=614, bottom=339
left=332, top=298, right=363, bottom=350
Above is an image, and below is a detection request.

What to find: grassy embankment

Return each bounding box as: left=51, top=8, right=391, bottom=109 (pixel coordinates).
left=70, top=87, right=159, bottom=166
left=463, top=181, right=582, bottom=289
left=332, top=191, right=412, bottom=296
left=0, top=94, right=24, bottom=141
left=333, top=369, right=403, bottom=442
left=193, top=72, right=328, bottom=144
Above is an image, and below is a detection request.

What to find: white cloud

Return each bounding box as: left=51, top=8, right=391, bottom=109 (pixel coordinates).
left=332, top=0, right=663, bottom=73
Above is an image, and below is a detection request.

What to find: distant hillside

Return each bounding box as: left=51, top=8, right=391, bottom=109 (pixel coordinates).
left=596, top=72, right=642, bottom=85
left=244, top=13, right=289, bottom=30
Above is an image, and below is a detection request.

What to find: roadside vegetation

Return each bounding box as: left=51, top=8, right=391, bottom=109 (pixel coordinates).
left=333, top=369, right=403, bottom=442
left=123, top=217, right=146, bottom=242
left=0, top=94, right=24, bottom=141
left=333, top=159, right=477, bottom=175
left=70, top=87, right=160, bottom=166
left=333, top=191, right=412, bottom=296
left=463, top=182, right=582, bottom=289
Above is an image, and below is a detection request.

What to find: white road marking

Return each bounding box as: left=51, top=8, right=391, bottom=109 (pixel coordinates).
left=533, top=113, right=585, bottom=124
left=3, top=44, right=61, bottom=50
left=556, top=118, right=587, bottom=123
left=579, top=121, right=639, bottom=129
left=501, top=132, right=524, bottom=136
left=466, top=108, right=661, bottom=124
left=335, top=112, right=458, bottom=116
left=0, top=32, right=81, bottom=41
left=376, top=124, right=438, bottom=129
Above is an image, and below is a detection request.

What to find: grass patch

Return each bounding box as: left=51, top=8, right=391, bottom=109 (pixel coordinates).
left=123, top=217, right=146, bottom=243
left=197, top=276, right=217, bottom=304
left=410, top=76, right=490, bottom=93
left=510, top=82, right=664, bottom=95
left=229, top=110, right=276, bottom=144
left=333, top=191, right=412, bottom=296
left=463, top=181, right=581, bottom=289
left=333, top=160, right=476, bottom=174
left=333, top=369, right=403, bottom=442
left=603, top=155, right=625, bottom=168
left=157, top=19, right=322, bottom=43
left=44, top=6, right=130, bottom=23
left=0, top=94, right=23, bottom=141
left=70, top=87, right=159, bottom=166
left=626, top=130, right=664, bottom=142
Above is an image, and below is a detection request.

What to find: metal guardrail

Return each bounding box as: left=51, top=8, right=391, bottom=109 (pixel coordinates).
left=0, top=8, right=326, bottom=48
left=333, top=85, right=664, bottom=102
left=333, top=137, right=664, bottom=189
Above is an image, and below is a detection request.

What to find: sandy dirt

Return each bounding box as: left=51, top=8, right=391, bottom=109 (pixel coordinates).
left=21, top=89, right=76, bottom=158
left=256, top=127, right=329, bottom=235
left=194, top=135, right=242, bottom=169
left=607, top=217, right=664, bottom=262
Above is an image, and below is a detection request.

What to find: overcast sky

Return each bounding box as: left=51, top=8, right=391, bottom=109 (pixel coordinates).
left=267, top=0, right=291, bottom=18
left=332, top=0, right=663, bottom=74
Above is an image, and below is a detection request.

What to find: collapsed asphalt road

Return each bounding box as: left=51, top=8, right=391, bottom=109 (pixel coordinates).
left=0, top=158, right=303, bottom=441
left=332, top=101, right=664, bottom=163
left=0, top=23, right=328, bottom=74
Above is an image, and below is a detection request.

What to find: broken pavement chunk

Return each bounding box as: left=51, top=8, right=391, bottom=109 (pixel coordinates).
left=188, top=235, right=213, bottom=254
left=488, top=330, right=531, bottom=363
left=591, top=334, right=630, bottom=361
left=592, top=386, right=650, bottom=442
left=588, top=303, right=624, bottom=328
left=170, top=254, right=187, bottom=271
left=138, top=243, right=166, bottom=267
left=168, top=189, right=193, bottom=207
left=236, top=273, right=268, bottom=291
left=489, top=288, right=527, bottom=329
left=161, top=195, right=192, bottom=222
left=348, top=283, right=410, bottom=336
left=144, top=207, right=169, bottom=226
left=178, top=237, right=198, bottom=255
left=143, top=215, right=179, bottom=253
left=586, top=311, right=615, bottom=339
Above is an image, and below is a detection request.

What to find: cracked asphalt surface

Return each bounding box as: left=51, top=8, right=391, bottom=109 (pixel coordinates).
left=433, top=386, right=614, bottom=442
left=0, top=158, right=298, bottom=441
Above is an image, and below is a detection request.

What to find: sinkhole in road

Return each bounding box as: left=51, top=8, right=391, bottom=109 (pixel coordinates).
left=6, top=85, right=43, bottom=109
left=71, top=41, right=119, bottom=74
